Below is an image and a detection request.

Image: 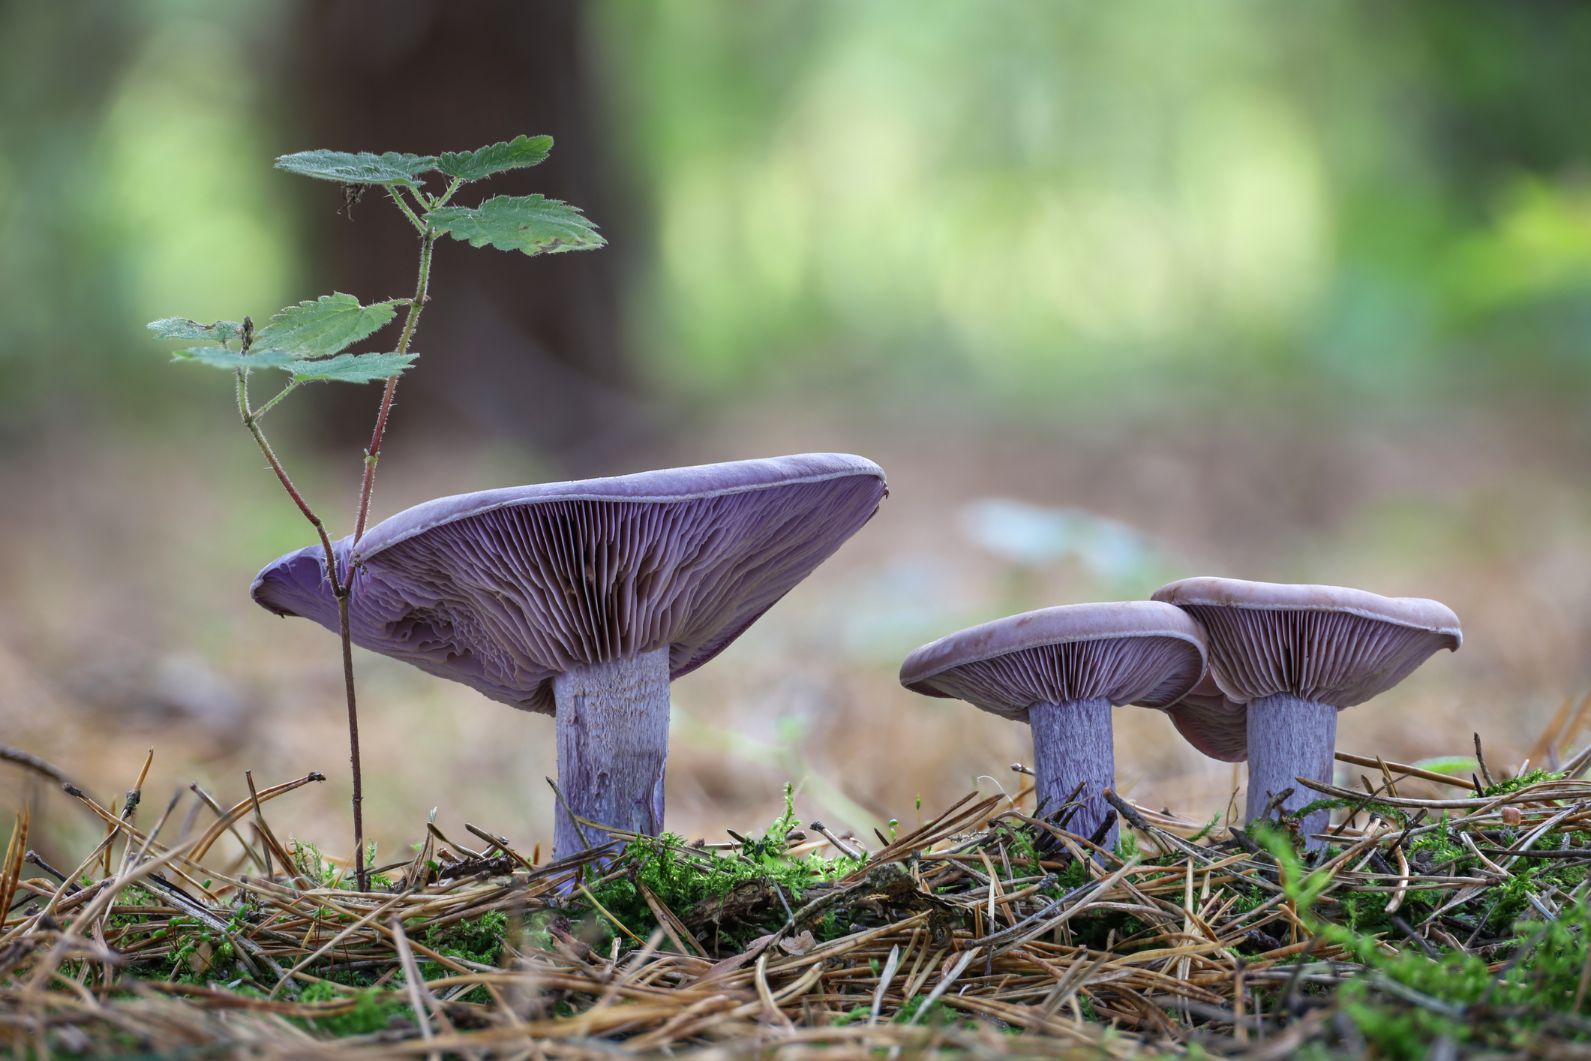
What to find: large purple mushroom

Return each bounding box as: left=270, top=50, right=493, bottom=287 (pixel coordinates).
left=251, top=453, right=888, bottom=859
left=899, top=602, right=1208, bottom=848
left=1153, top=577, right=1462, bottom=847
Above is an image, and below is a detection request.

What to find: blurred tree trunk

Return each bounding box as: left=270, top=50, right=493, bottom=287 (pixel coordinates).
left=280, top=0, right=648, bottom=472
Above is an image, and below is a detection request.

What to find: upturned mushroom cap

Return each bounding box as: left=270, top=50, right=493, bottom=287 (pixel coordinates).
left=251, top=453, right=888, bottom=713
left=899, top=601, right=1207, bottom=722
left=1152, top=577, right=1462, bottom=709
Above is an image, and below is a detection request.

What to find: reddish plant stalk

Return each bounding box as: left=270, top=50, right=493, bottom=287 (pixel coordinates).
left=352, top=231, right=436, bottom=546
left=238, top=366, right=367, bottom=887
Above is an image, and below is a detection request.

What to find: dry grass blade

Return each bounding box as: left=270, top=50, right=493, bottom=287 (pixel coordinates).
left=0, top=807, right=27, bottom=921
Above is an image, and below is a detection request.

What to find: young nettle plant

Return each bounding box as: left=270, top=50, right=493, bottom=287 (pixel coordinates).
left=147, top=135, right=604, bottom=888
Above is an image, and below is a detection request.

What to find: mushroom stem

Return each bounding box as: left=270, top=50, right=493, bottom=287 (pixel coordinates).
left=1029, top=696, right=1118, bottom=850
left=1245, top=693, right=1337, bottom=849
left=552, top=647, right=671, bottom=861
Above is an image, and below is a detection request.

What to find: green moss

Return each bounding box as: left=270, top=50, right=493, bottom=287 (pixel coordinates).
left=1296, top=796, right=1409, bottom=827
left=892, top=994, right=984, bottom=1029
left=423, top=910, right=507, bottom=964
left=1114, top=831, right=1141, bottom=860
left=1251, top=810, right=1591, bottom=1054
left=1002, top=823, right=1045, bottom=877
left=106, top=886, right=156, bottom=929
left=1482, top=768, right=1561, bottom=797
left=581, top=784, right=864, bottom=949
left=294, top=982, right=410, bottom=1036
left=415, top=911, right=507, bottom=1003
left=1334, top=888, right=1390, bottom=935
left=288, top=838, right=393, bottom=890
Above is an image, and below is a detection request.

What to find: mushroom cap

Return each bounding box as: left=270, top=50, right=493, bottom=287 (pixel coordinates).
left=251, top=453, right=888, bottom=714
left=1152, top=576, right=1461, bottom=710
left=1165, top=673, right=1250, bottom=762
left=898, top=601, right=1208, bottom=722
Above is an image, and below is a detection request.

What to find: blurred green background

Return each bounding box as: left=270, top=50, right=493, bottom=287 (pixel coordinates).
left=2, top=1, right=1589, bottom=861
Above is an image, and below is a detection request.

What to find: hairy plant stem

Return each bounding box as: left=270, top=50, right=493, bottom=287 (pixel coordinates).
left=236, top=372, right=334, bottom=569
left=385, top=187, right=427, bottom=232
left=351, top=228, right=436, bottom=545
left=236, top=366, right=366, bottom=887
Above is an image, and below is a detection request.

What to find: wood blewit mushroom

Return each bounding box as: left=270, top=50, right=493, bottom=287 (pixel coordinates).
left=251, top=453, right=888, bottom=860
left=1153, top=577, right=1462, bottom=848
left=1165, top=673, right=1250, bottom=765
left=899, top=602, right=1208, bottom=849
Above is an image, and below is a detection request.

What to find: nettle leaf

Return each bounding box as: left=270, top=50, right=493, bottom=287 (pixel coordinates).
left=274, top=150, right=436, bottom=188
left=148, top=317, right=245, bottom=344
left=434, top=134, right=553, bottom=182
left=171, top=348, right=296, bottom=372
left=288, top=352, right=417, bottom=384
left=253, top=294, right=398, bottom=359
left=425, top=195, right=604, bottom=257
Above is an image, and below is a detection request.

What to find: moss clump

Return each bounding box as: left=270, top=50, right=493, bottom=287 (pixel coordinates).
left=294, top=982, right=410, bottom=1037
left=415, top=911, right=507, bottom=1002
left=289, top=838, right=393, bottom=890
left=582, top=785, right=863, bottom=949
left=1482, top=767, right=1562, bottom=797
left=106, top=886, right=157, bottom=929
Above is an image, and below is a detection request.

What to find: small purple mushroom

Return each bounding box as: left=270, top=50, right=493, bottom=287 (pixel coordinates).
left=899, top=602, right=1208, bottom=848
left=251, top=453, right=888, bottom=859
left=1153, top=577, right=1462, bottom=847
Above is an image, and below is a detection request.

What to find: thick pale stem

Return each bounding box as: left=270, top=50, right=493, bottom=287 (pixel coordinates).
left=1030, top=696, right=1117, bottom=850
left=552, top=647, right=671, bottom=861
left=1246, top=693, right=1338, bottom=849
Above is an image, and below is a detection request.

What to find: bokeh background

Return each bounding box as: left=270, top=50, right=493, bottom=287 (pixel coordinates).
left=3, top=1, right=1590, bottom=863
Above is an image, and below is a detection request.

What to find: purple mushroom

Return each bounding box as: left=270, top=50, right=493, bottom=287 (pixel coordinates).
left=1165, top=673, right=1250, bottom=764
left=1153, top=577, right=1462, bottom=847
left=899, top=602, right=1208, bottom=848
left=251, top=453, right=888, bottom=859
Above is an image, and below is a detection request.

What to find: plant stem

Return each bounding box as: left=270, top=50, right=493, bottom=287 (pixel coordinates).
left=351, top=229, right=436, bottom=545
left=430, top=177, right=464, bottom=210
left=236, top=367, right=367, bottom=887
left=386, top=187, right=427, bottom=233
left=333, top=209, right=439, bottom=889
left=236, top=371, right=334, bottom=569
left=250, top=380, right=299, bottom=421
left=337, top=591, right=366, bottom=889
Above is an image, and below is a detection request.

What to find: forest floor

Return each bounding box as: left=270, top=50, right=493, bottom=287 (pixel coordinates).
left=5, top=732, right=1591, bottom=1058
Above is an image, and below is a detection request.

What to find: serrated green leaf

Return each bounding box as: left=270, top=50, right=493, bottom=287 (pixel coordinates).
left=172, top=347, right=296, bottom=371
left=434, top=135, right=553, bottom=181
left=253, top=293, right=398, bottom=359
left=148, top=317, right=244, bottom=344
left=425, top=195, right=604, bottom=257
left=288, top=352, right=417, bottom=384
left=274, top=150, right=436, bottom=187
